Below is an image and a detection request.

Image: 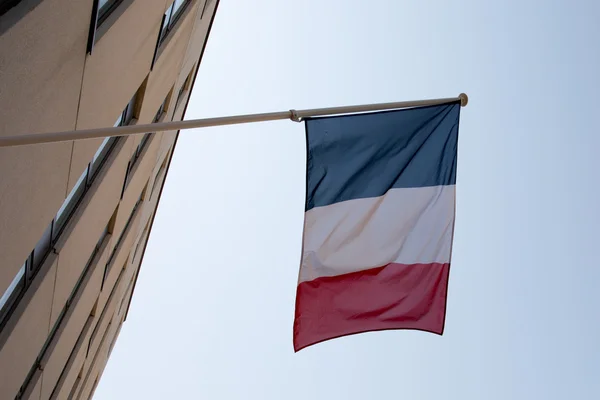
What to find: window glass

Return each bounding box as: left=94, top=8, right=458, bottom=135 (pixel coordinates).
left=175, top=72, right=192, bottom=109
left=98, top=0, right=111, bottom=11
left=114, top=112, right=124, bottom=127
left=158, top=0, right=189, bottom=45
left=92, top=137, right=111, bottom=165
left=138, top=133, right=151, bottom=155
left=160, top=3, right=174, bottom=39
left=90, top=137, right=115, bottom=179
left=124, top=102, right=135, bottom=125
left=172, top=0, right=187, bottom=18
left=154, top=98, right=167, bottom=122
left=33, top=222, right=53, bottom=271
left=0, top=264, right=25, bottom=312
left=55, top=167, right=88, bottom=233
left=98, top=0, right=121, bottom=23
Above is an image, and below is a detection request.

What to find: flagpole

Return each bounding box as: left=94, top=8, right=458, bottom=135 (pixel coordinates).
left=0, top=94, right=468, bottom=148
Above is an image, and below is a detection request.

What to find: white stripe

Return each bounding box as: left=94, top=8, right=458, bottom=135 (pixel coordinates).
left=300, top=185, right=455, bottom=283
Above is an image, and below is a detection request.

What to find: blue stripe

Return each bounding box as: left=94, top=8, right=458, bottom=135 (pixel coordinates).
left=305, top=102, right=460, bottom=211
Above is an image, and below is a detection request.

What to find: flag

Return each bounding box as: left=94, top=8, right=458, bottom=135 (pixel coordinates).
left=293, top=101, right=461, bottom=351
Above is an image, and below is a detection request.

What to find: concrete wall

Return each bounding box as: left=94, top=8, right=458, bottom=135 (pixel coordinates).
left=0, top=256, right=57, bottom=396
left=0, top=0, right=219, bottom=398
left=39, top=236, right=110, bottom=400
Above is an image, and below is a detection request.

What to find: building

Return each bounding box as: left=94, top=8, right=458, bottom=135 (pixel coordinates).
left=0, top=0, right=219, bottom=398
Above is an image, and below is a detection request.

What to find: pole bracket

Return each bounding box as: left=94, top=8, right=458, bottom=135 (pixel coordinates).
left=289, top=110, right=302, bottom=122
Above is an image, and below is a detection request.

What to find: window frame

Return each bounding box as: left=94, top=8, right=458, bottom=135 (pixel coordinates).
left=17, top=224, right=111, bottom=396
left=54, top=166, right=89, bottom=240
left=175, top=69, right=194, bottom=111
left=0, top=130, right=121, bottom=331
left=103, top=194, right=144, bottom=288
left=154, top=97, right=168, bottom=123
left=90, top=137, right=116, bottom=180
left=150, top=155, right=169, bottom=200
left=151, top=0, right=192, bottom=69
left=158, top=0, right=191, bottom=46
left=87, top=0, right=129, bottom=54
left=96, top=0, right=124, bottom=27
left=0, top=263, right=25, bottom=328
left=121, top=132, right=153, bottom=197
left=121, top=92, right=165, bottom=196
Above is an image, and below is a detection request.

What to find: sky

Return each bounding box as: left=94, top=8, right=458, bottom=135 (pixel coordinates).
left=94, top=0, right=600, bottom=399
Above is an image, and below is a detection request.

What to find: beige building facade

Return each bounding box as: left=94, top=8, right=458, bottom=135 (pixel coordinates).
left=0, top=0, right=219, bottom=398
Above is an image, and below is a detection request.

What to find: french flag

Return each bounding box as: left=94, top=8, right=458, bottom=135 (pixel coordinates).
left=293, top=101, right=461, bottom=352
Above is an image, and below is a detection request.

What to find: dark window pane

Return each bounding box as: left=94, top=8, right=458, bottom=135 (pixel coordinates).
left=98, top=0, right=112, bottom=12
left=175, top=82, right=187, bottom=109
left=154, top=100, right=166, bottom=123
left=124, top=103, right=134, bottom=125
left=33, top=221, right=53, bottom=271
left=122, top=90, right=138, bottom=126
left=137, top=133, right=152, bottom=156
left=97, top=0, right=124, bottom=25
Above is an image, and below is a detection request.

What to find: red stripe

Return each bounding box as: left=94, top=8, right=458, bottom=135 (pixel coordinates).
left=293, top=262, right=450, bottom=352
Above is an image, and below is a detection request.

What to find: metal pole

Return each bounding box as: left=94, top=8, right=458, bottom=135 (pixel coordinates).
left=0, top=94, right=468, bottom=148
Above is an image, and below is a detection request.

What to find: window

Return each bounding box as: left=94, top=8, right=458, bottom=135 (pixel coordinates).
left=150, top=156, right=169, bottom=200
left=32, top=222, right=53, bottom=272
left=18, top=223, right=111, bottom=395
left=175, top=69, right=193, bottom=111
left=121, top=93, right=165, bottom=195
left=175, top=86, right=185, bottom=110
left=122, top=132, right=153, bottom=196
left=0, top=215, right=109, bottom=332
left=151, top=0, right=191, bottom=68
left=0, top=126, right=121, bottom=330
left=54, top=167, right=88, bottom=237
left=54, top=136, right=121, bottom=240
left=137, top=134, right=152, bottom=156
left=0, top=263, right=25, bottom=325
left=90, top=137, right=115, bottom=179
left=87, top=0, right=126, bottom=53
left=97, top=0, right=124, bottom=26
left=117, top=91, right=138, bottom=128
left=154, top=96, right=169, bottom=123
left=54, top=107, right=128, bottom=237
left=1, top=83, right=141, bottom=331
left=158, top=0, right=190, bottom=45
left=103, top=193, right=144, bottom=286
left=112, top=90, right=142, bottom=194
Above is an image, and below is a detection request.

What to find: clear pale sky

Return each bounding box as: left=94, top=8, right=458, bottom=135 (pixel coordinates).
left=95, top=0, right=600, bottom=399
